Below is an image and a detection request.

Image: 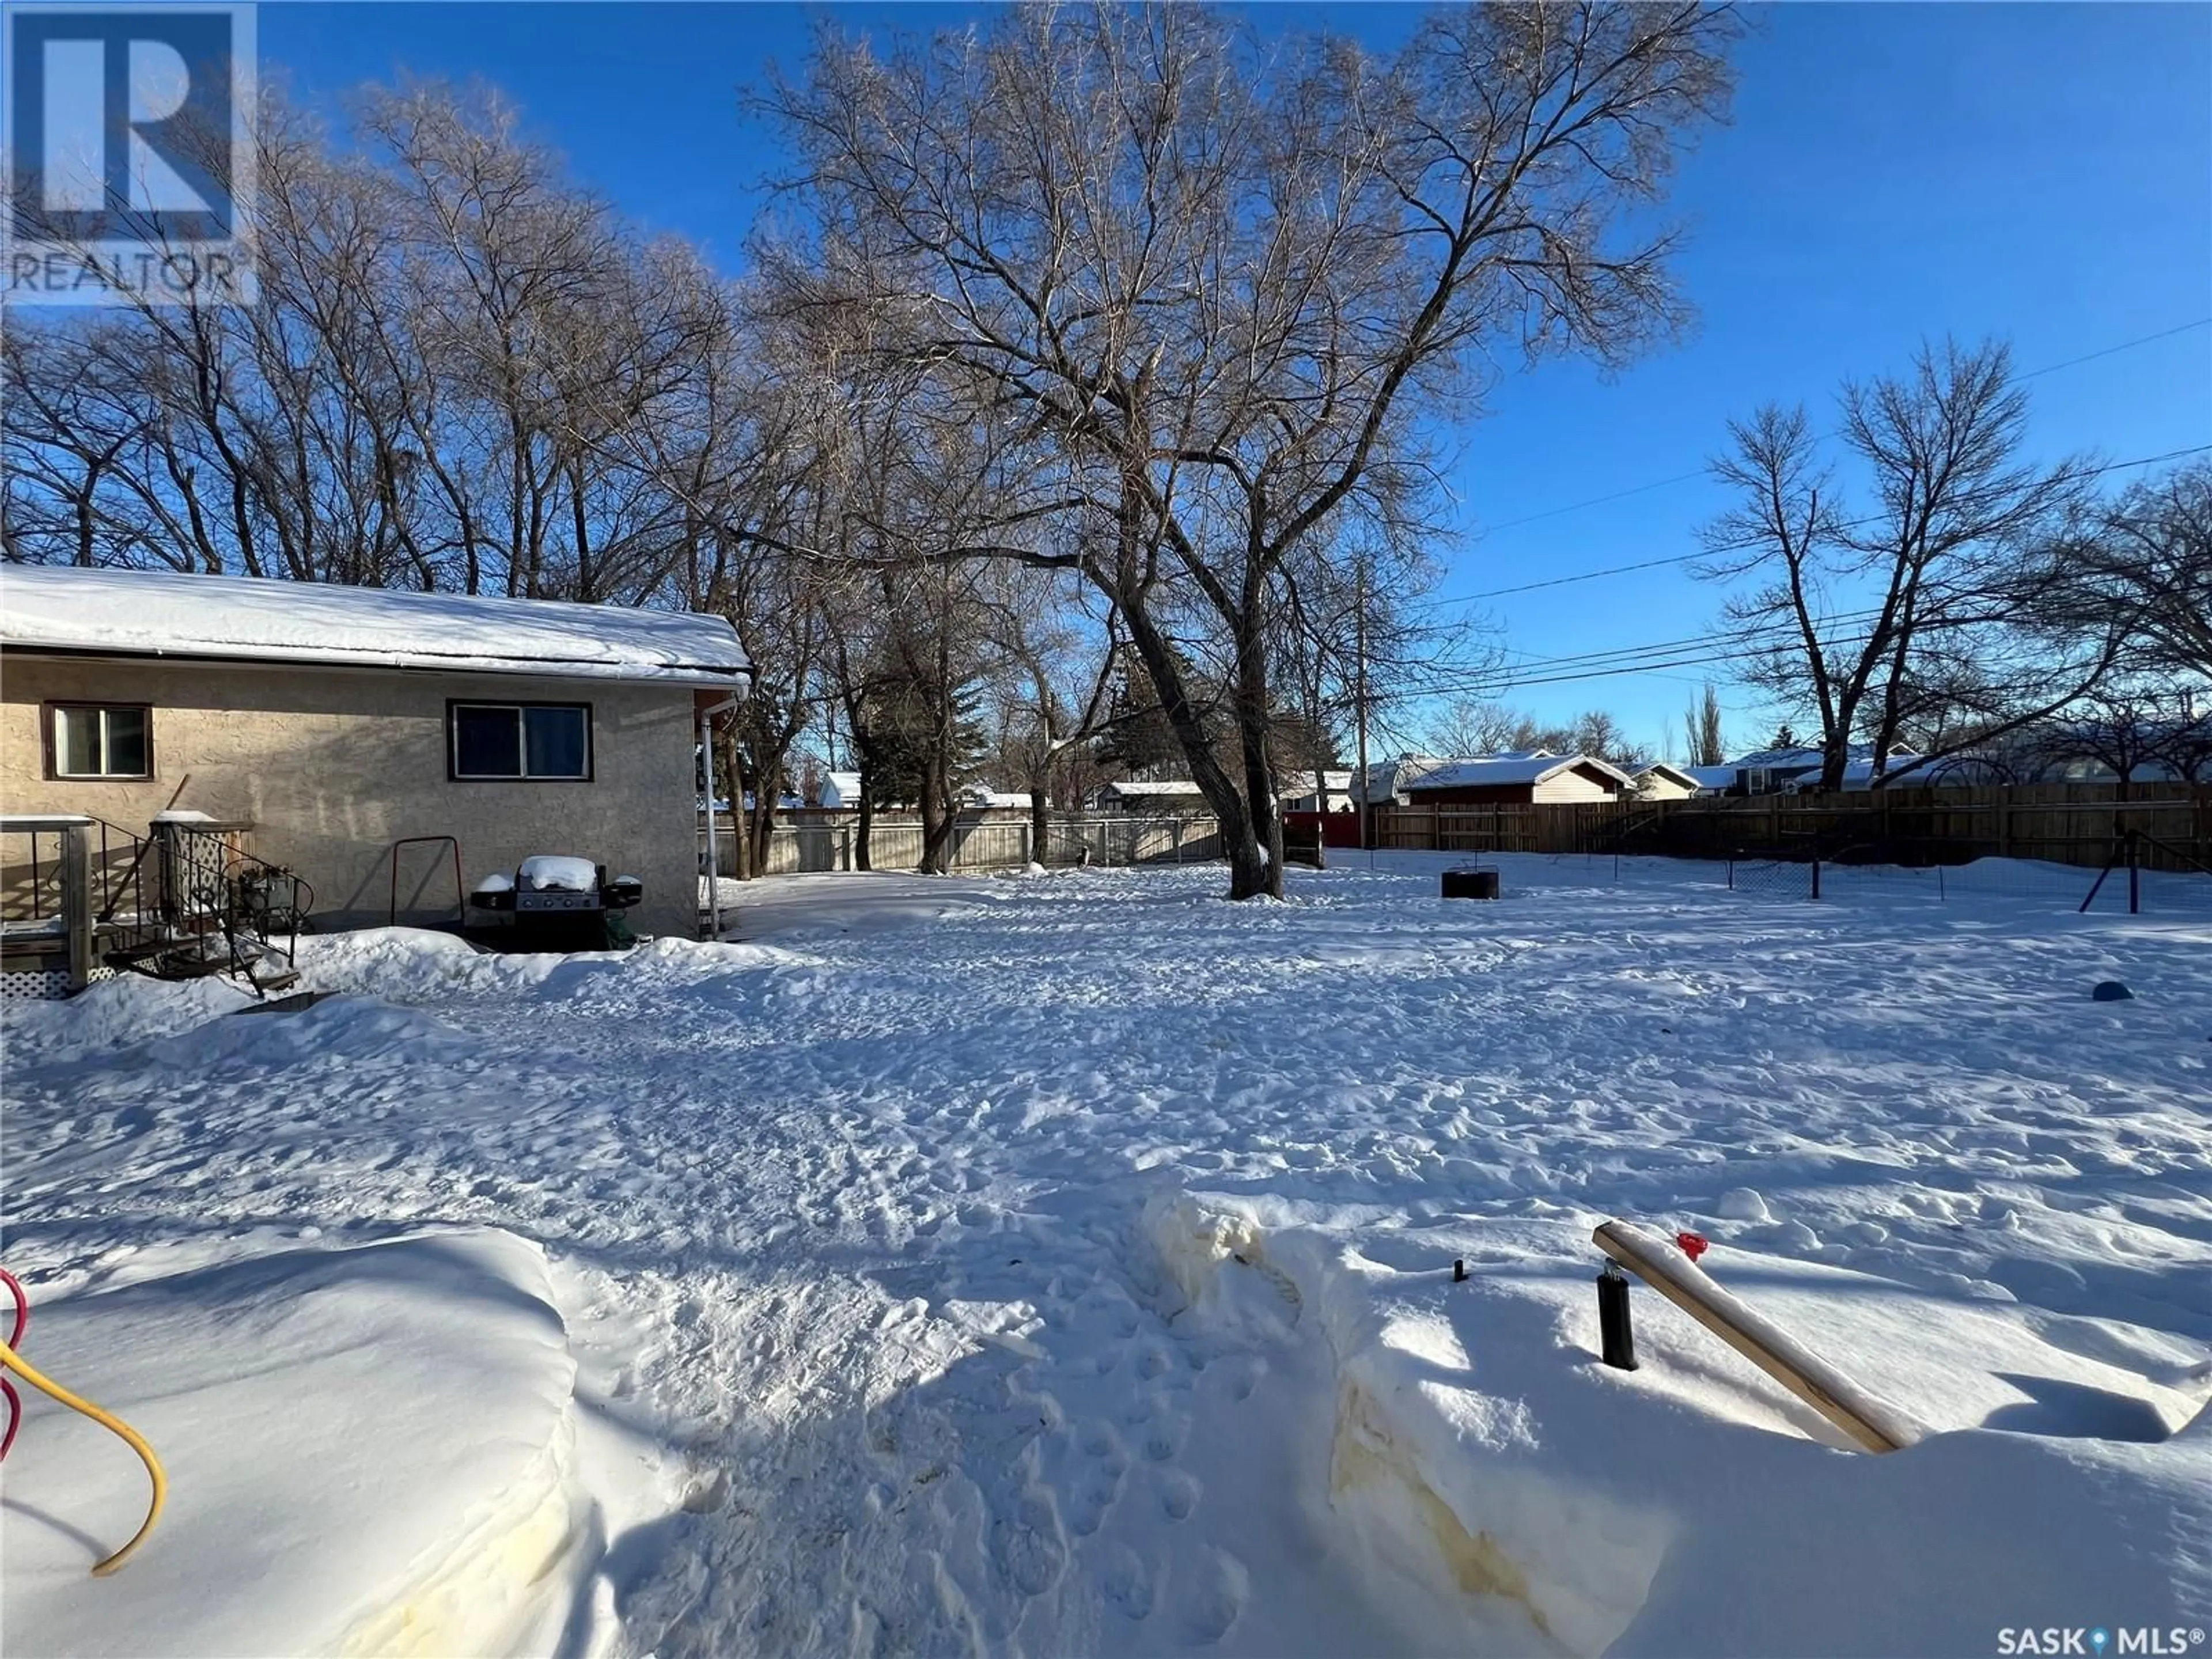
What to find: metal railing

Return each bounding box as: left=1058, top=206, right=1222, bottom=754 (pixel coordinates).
left=3, top=816, right=311, bottom=993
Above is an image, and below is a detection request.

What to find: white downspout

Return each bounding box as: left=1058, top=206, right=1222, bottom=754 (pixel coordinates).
left=699, top=695, right=741, bottom=941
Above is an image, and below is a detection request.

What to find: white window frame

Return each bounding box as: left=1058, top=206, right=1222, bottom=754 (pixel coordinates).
left=47, top=702, right=153, bottom=780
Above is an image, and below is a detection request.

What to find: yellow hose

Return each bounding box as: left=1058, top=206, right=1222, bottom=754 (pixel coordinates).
left=0, top=1336, right=167, bottom=1575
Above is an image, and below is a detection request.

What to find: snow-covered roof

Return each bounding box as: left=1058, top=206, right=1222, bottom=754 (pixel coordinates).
left=1680, top=764, right=1738, bottom=791
left=1405, top=754, right=1633, bottom=791
left=1355, top=754, right=1450, bottom=801
left=962, top=789, right=1034, bottom=809
left=0, top=565, right=751, bottom=688
left=1101, top=779, right=1207, bottom=797
left=1628, top=761, right=1704, bottom=789
left=1725, top=743, right=1918, bottom=773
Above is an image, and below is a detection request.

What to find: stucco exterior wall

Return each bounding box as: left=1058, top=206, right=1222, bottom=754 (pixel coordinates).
left=0, top=654, right=701, bottom=939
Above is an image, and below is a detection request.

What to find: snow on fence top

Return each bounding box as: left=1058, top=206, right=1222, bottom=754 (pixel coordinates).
left=0, top=566, right=751, bottom=688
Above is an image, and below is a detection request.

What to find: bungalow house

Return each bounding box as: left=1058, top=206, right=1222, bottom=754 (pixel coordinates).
left=1, top=566, right=749, bottom=945
left=1279, top=770, right=1357, bottom=813
left=1403, top=753, right=1632, bottom=805
left=817, top=771, right=863, bottom=810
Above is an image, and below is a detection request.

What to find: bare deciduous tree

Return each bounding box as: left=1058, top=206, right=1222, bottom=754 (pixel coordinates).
left=1700, top=339, right=2122, bottom=790
left=2031, top=460, right=2212, bottom=683
left=766, top=1, right=1737, bottom=896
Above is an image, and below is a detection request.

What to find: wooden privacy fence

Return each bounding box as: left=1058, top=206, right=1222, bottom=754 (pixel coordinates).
left=1370, top=783, right=2212, bottom=873
left=704, top=813, right=1223, bottom=877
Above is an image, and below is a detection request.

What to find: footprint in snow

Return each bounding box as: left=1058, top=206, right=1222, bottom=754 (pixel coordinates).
left=1176, top=1546, right=1249, bottom=1644
left=1142, top=1414, right=1187, bottom=1462
left=1154, top=1467, right=1200, bottom=1522
left=1102, top=1543, right=1154, bottom=1620
left=988, top=1487, right=1068, bottom=1600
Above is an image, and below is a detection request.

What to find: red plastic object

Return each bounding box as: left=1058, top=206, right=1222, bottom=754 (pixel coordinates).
left=0, top=1266, right=25, bottom=1463
left=1675, top=1231, right=1710, bottom=1263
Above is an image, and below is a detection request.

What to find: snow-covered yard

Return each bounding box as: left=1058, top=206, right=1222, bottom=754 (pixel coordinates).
left=4, top=853, right=2208, bottom=1657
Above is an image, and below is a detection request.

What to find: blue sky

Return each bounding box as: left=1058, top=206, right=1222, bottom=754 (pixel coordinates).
left=263, top=2, right=2212, bottom=761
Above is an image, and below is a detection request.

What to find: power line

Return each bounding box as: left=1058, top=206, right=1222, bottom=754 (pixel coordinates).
left=1443, top=442, right=2212, bottom=605
left=2014, top=318, right=2212, bottom=381
left=1471, top=318, right=2212, bottom=539
left=1490, top=605, right=1888, bottom=677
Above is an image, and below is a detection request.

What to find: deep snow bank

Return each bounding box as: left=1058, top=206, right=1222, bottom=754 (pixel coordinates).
left=1146, top=1194, right=2212, bottom=1658
left=1, top=1229, right=603, bottom=1658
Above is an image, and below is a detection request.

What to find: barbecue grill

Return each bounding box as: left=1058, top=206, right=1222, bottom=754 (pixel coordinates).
left=468, top=856, right=642, bottom=948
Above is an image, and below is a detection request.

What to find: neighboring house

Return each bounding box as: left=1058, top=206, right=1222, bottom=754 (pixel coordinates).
left=817, top=771, right=862, bottom=809
left=1354, top=753, right=1452, bottom=806
left=1092, top=779, right=1212, bottom=813
left=1905, top=714, right=2209, bottom=787
left=1403, top=753, right=1631, bottom=805
left=0, top=566, right=749, bottom=940
left=1280, top=770, right=1355, bottom=813
left=1711, top=744, right=1921, bottom=794
left=960, top=786, right=1035, bottom=812
left=1624, top=762, right=1704, bottom=800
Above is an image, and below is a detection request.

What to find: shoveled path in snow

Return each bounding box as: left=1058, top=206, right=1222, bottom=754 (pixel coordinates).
left=5, top=855, right=2208, bottom=1655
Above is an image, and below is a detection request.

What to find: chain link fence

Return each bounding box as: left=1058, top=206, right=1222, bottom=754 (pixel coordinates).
left=1717, top=836, right=2212, bottom=916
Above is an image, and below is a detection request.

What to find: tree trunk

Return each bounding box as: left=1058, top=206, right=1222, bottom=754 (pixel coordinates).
left=1229, top=605, right=1284, bottom=900
left=1107, top=552, right=1266, bottom=897
left=714, top=725, right=750, bottom=881
left=854, top=762, right=876, bottom=872
left=918, top=764, right=955, bottom=874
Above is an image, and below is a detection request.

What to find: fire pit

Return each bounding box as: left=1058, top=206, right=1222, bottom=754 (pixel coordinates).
left=468, top=855, right=642, bottom=949
left=1441, top=864, right=1499, bottom=900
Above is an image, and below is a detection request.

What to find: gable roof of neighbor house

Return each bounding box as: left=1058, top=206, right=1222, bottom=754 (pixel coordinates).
left=0, top=565, right=751, bottom=688
left=1626, top=760, right=1705, bottom=791
left=1405, top=753, right=1633, bottom=793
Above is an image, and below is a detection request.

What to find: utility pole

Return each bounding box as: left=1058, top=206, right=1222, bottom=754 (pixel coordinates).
left=1355, top=552, right=1372, bottom=870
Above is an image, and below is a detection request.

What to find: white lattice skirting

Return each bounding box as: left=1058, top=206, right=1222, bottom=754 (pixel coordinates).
left=0, top=963, right=118, bottom=1001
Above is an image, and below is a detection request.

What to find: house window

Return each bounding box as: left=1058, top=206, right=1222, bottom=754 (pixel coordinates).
left=48, top=703, right=152, bottom=779
left=449, top=702, right=592, bottom=781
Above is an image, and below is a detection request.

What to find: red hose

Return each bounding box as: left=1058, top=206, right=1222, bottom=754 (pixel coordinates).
left=0, top=1267, right=25, bottom=1461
